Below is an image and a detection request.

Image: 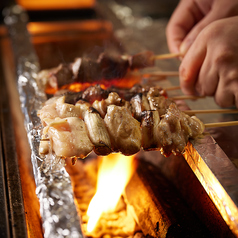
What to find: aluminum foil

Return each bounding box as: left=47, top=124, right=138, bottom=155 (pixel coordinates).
left=3, top=5, right=83, bottom=238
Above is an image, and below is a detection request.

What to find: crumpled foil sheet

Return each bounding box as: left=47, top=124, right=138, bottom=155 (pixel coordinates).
left=3, top=5, right=83, bottom=238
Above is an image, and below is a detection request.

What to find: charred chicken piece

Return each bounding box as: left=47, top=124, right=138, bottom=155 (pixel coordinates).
left=37, top=63, right=74, bottom=90
left=104, top=105, right=142, bottom=156
left=130, top=93, right=150, bottom=121
left=76, top=57, right=102, bottom=83
left=98, top=52, right=129, bottom=79
left=141, top=110, right=160, bottom=150
left=147, top=86, right=167, bottom=98
left=82, top=84, right=109, bottom=104
left=128, top=51, right=155, bottom=70
left=84, top=107, right=112, bottom=156
left=148, top=94, right=175, bottom=116
left=42, top=117, right=93, bottom=158
left=92, top=92, right=130, bottom=118
left=63, top=91, right=83, bottom=105
left=155, top=103, right=204, bottom=157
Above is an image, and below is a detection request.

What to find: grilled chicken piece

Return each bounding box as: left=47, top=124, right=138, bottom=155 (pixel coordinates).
left=148, top=95, right=175, bottom=116
left=39, top=136, right=50, bottom=154
left=92, top=92, right=130, bottom=118
left=77, top=57, right=102, bottom=83
left=141, top=110, right=160, bottom=150
left=55, top=96, right=83, bottom=118
left=82, top=84, right=108, bottom=104
left=129, top=51, right=155, bottom=70
left=43, top=117, right=93, bottom=158
left=130, top=93, right=150, bottom=121
left=37, top=96, right=91, bottom=124
left=37, top=96, right=61, bottom=125
left=97, top=52, right=129, bottom=79
left=84, top=107, right=112, bottom=155
left=63, top=91, right=83, bottom=105
left=155, top=103, right=204, bottom=157
left=104, top=105, right=142, bottom=155
left=147, top=86, right=167, bottom=98
left=74, top=100, right=91, bottom=119
left=37, top=63, right=74, bottom=90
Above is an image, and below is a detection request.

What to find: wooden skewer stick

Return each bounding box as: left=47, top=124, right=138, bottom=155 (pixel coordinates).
left=153, top=52, right=182, bottom=60
left=143, top=71, right=179, bottom=78
left=170, top=95, right=206, bottom=100
left=183, top=109, right=238, bottom=115
left=205, top=121, right=238, bottom=128
left=164, top=86, right=181, bottom=91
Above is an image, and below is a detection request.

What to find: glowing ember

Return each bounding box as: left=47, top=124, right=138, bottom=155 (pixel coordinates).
left=86, top=153, right=136, bottom=232
left=44, top=72, right=142, bottom=94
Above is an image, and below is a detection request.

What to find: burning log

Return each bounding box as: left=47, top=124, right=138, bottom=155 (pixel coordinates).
left=124, top=158, right=211, bottom=238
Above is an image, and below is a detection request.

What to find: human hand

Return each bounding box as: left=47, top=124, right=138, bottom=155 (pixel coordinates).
left=179, top=16, right=238, bottom=108
left=166, top=0, right=238, bottom=54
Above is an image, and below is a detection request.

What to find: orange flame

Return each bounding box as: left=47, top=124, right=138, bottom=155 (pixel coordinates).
left=86, top=153, right=136, bottom=232
left=45, top=72, right=142, bottom=94
left=16, top=0, right=95, bottom=10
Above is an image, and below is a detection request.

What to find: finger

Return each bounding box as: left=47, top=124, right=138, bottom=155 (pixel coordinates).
left=179, top=36, right=207, bottom=96
left=166, top=0, right=204, bottom=53
left=215, top=66, right=238, bottom=107
left=180, top=9, right=231, bottom=54
left=195, top=50, right=219, bottom=96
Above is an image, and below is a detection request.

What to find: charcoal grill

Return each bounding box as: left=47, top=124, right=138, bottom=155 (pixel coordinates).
left=1, top=1, right=238, bottom=237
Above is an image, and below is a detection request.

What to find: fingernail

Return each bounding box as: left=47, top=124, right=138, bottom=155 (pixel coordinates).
left=180, top=39, right=193, bottom=55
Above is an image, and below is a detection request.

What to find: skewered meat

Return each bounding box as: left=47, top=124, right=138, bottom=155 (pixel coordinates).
left=104, top=105, right=142, bottom=155
left=37, top=95, right=90, bottom=124
left=43, top=117, right=93, bottom=158
left=92, top=92, right=130, bottom=118
left=84, top=107, right=112, bottom=156
left=141, top=110, right=160, bottom=150
left=76, top=57, right=102, bottom=83
left=128, top=51, right=155, bottom=70
left=155, top=103, right=204, bottom=157
left=130, top=93, right=150, bottom=121
left=82, top=84, right=109, bottom=104
left=36, top=51, right=157, bottom=90
left=37, top=63, right=74, bottom=90
left=98, top=52, right=129, bottom=79
left=148, top=94, right=176, bottom=116
left=38, top=84, right=205, bottom=159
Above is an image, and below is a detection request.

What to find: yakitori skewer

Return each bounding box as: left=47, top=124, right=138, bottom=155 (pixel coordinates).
left=170, top=95, right=206, bottom=101
left=152, top=52, right=182, bottom=60
left=205, top=121, right=238, bottom=128
left=164, top=85, right=181, bottom=91
left=183, top=109, right=238, bottom=115
left=143, top=71, right=179, bottom=78
left=37, top=51, right=182, bottom=91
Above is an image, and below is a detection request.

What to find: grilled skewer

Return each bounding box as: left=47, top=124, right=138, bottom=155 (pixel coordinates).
left=37, top=51, right=180, bottom=91
left=38, top=84, right=205, bottom=159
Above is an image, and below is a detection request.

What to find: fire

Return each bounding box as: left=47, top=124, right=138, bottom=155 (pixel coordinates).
left=16, top=0, right=95, bottom=10
left=86, top=153, right=136, bottom=232
left=44, top=72, right=142, bottom=94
